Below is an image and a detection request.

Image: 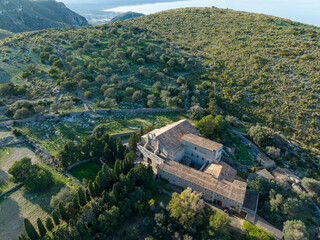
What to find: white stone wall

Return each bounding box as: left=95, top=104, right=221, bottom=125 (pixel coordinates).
left=158, top=168, right=242, bottom=210
left=173, top=148, right=185, bottom=162
left=181, top=140, right=217, bottom=164
left=138, top=145, right=165, bottom=171
left=215, top=146, right=223, bottom=162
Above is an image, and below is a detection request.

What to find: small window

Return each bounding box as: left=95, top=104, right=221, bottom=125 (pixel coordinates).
left=195, top=147, right=197, bottom=150
left=197, top=155, right=199, bottom=158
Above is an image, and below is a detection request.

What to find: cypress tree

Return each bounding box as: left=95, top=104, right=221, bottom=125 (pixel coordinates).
left=129, top=132, right=137, bottom=151
left=52, top=210, right=60, bottom=226
left=116, top=138, right=125, bottom=159
left=111, top=182, right=119, bottom=201
left=72, top=197, right=79, bottom=210
left=123, top=152, right=135, bottom=174
left=45, top=217, right=54, bottom=232
left=18, top=233, right=28, bottom=240
left=139, top=126, right=143, bottom=137
left=37, top=218, right=47, bottom=237
left=88, top=180, right=95, bottom=197
left=58, top=202, right=67, bottom=221
left=24, top=218, right=40, bottom=240
left=78, top=188, right=86, bottom=206
left=114, top=160, right=121, bottom=178
left=93, top=181, right=101, bottom=196
left=85, top=188, right=91, bottom=202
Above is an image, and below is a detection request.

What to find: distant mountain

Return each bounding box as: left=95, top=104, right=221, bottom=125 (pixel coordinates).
left=0, top=0, right=89, bottom=33
left=0, top=29, right=12, bottom=39
left=110, top=12, right=144, bottom=22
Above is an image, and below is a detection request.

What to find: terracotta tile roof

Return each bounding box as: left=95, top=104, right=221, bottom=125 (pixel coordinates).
left=142, top=120, right=198, bottom=155
left=248, top=169, right=274, bottom=181
left=158, top=160, right=247, bottom=204
left=204, top=161, right=237, bottom=182
left=181, top=133, right=223, bottom=151
left=272, top=167, right=294, bottom=182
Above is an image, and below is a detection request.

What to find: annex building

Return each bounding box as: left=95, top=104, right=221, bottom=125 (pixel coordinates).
left=138, top=120, right=258, bottom=218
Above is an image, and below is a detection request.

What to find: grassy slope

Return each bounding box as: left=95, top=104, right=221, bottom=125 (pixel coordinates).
left=124, top=7, right=320, bottom=152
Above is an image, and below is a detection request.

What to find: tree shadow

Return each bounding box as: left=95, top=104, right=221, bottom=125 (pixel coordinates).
left=22, top=178, right=65, bottom=215
left=0, top=197, right=25, bottom=240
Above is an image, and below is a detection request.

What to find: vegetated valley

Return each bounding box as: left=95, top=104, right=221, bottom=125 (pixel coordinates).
left=0, top=7, right=319, bottom=240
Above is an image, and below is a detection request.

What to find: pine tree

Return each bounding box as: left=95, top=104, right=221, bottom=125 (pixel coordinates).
left=52, top=210, right=60, bottom=226
left=24, top=218, right=40, bottom=240
left=78, top=188, right=86, bottom=206
left=88, top=180, right=95, bottom=197
left=37, top=218, right=47, bottom=237
left=45, top=217, right=54, bottom=232
left=85, top=188, right=91, bottom=202
left=58, top=202, right=67, bottom=221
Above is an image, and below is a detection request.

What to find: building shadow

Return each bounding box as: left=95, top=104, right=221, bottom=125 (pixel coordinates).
left=0, top=197, right=25, bottom=240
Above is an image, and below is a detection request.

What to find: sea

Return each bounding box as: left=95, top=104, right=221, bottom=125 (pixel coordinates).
left=103, top=0, right=320, bottom=27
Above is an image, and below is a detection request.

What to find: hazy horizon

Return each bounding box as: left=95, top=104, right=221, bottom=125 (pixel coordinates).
left=60, top=0, right=320, bottom=27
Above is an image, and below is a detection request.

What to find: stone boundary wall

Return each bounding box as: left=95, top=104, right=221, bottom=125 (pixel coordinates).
left=111, top=131, right=135, bottom=139
left=96, top=108, right=185, bottom=114
left=0, top=184, right=23, bottom=199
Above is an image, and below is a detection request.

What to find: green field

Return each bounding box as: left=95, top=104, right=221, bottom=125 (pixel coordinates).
left=68, top=161, right=102, bottom=182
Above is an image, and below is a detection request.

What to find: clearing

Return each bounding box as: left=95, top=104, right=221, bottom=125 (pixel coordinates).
left=68, top=161, right=102, bottom=182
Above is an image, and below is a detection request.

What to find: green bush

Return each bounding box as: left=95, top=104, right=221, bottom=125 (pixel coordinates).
left=242, top=221, right=274, bottom=240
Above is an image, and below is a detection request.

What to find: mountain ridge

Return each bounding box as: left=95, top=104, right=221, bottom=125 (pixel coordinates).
left=0, top=0, right=89, bottom=33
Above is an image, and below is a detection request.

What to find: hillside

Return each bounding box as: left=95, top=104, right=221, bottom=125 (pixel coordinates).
left=111, top=12, right=144, bottom=22
left=0, top=28, right=13, bottom=39
left=124, top=7, right=320, bottom=153
left=0, top=22, right=203, bottom=108
left=0, top=0, right=89, bottom=33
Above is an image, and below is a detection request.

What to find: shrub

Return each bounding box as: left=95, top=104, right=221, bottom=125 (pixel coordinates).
left=14, top=107, right=33, bottom=119
left=242, top=221, right=274, bottom=240
left=84, top=91, right=93, bottom=99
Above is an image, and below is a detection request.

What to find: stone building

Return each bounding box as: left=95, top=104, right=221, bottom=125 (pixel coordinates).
left=256, top=152, right=276, bottom=168
left=138, top=120, right=258, bottom=218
